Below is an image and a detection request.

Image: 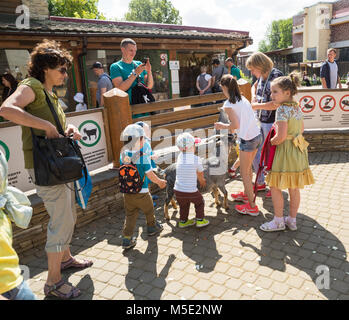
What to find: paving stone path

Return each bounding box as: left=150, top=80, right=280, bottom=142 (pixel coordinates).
left=20, top=152, right=349, bottom=300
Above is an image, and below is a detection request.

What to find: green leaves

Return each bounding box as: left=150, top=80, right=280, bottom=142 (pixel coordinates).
left=47, top=0, right=106, bottom=20
left=259, top=18, right=292, bottom=52
left=124, top=0, right=182, bottom=25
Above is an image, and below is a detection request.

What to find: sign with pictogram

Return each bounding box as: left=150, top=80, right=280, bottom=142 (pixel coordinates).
left=339, top=95, right=349, bottom=112
left=160, top=53, right=167, bottom=61
left=319, top=95, right=336, bottom=112
left=0, top=140, right=10, bottom=161
left=160, top=59, right=167, bottom=66
left=299, top=96, right=316, bottom=113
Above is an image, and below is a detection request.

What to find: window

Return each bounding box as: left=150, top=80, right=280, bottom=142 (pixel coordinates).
left=307, top=47, right=317, bottom=61
left=0, top=49, right=76, bottom=113
left=85, top=49, right=122, bottom=107
left=338, top=47, right=349, bottom=62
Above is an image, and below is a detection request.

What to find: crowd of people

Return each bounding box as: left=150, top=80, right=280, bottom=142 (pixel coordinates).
left=0, top=36, right=341, bottom=301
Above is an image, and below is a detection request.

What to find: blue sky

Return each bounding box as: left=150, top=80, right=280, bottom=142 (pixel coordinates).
left=98, top=0, right=337, bottom=51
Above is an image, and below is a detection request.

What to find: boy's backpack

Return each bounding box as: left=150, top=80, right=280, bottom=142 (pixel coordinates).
left=253, top=125, right=277, bottom=201
left=119, top=151, right=145, bottom=194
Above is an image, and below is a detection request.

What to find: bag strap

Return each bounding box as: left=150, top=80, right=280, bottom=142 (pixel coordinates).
left=43, top=90, right=65, bottom=136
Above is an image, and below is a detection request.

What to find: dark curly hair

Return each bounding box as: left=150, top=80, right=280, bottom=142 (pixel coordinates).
left=28, top=39, right=73, bottom=83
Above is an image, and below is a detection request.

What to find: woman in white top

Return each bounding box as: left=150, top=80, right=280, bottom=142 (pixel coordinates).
left=215, top=74, right=262, bottom=217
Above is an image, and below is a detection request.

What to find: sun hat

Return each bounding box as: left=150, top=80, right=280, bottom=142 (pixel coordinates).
left=176, top=132, right=195, bottom=149
left=73, top=92, right=84, bottom=103
left=122, top=124, right=145, bottom=140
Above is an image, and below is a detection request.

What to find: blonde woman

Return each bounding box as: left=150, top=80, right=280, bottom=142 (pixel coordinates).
left=246, top=52, right=283, bottom=197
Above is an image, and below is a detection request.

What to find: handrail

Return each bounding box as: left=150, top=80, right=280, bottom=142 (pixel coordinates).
left=132, top=92, right=225, bottom=115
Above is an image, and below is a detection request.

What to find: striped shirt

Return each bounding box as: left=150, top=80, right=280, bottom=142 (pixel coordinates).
left=174, top=152, right=204, bottom=193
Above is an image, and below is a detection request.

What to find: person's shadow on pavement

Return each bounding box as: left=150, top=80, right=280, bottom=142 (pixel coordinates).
left=123, top=235, right=175, bottom=300
left=239, top=193, right=349, bottom=300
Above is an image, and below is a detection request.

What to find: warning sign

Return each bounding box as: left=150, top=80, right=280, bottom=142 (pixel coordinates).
left=339, top=95, right=349, bottom=112
left=319, top=95, right=336, bottom=112
left=299, top=96, right=315, bottom=113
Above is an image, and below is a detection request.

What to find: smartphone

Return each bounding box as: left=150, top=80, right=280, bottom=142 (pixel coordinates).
left=142, top=57, right=149, bottom=65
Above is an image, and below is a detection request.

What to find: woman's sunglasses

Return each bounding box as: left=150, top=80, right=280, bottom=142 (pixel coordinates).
left=56, top=67, right=68, bottom=75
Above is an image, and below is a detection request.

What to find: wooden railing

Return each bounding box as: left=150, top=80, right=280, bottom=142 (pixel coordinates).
left=104, top=82, right=252, bottom=167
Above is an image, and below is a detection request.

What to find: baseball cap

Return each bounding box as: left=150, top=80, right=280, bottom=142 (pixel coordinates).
left=91, top=61, right=103, bottom=69
left=176, top=132, right=195, bottom=149
left=121, top=124, right=145, bottom=140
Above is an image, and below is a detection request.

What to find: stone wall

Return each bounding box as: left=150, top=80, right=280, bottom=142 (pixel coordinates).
left=293, top=33, right=303, bottom=48
left=332, top=0, right=349, bottom=14
left=293, top=14, right=304, bottom=26
left=12, top=130, right=349, bottom=253
left=22, top=0, right=48, bottom=20
left=304, top=129, right=349, bottom=153
left=13, top=170, right=123, bottom=254
left=331, top=23, right=349, bottom=43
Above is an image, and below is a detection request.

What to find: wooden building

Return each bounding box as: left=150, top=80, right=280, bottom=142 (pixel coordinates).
left=0, top=0, right=252, bottom=110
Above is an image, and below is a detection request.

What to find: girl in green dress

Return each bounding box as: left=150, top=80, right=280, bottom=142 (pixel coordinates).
left=260, top=73, right=315, bottom=232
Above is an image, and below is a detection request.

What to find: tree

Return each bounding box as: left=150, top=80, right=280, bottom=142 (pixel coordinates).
left=47, top=0, right=105, bottom=20
left=124, top=0, right=182, bottom=25
left=259, top=18, right=292, bottom=52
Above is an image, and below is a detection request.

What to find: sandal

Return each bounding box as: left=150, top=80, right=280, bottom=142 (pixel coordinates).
left=260, top=220, right=285, bottom=232
left=44, top=279, right=80, bottom=299
left=61, top=257, right=93, bottom=271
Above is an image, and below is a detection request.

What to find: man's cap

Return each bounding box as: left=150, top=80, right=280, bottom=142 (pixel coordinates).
left=91, top=61, right=103, bottom=69
left=212, top=58, right=220, bottom=65
left=176, top=132, right=195, bottom=149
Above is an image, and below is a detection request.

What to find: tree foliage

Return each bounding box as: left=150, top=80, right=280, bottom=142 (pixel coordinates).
left=259, top=18, right=293, bottom=52
left=47, top=0, right=105, bottom=20
left=124, top=0, right=182, bottom=25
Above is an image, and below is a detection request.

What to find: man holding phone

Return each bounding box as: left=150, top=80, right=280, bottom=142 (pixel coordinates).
left=110, top=38, right=154, bottom=108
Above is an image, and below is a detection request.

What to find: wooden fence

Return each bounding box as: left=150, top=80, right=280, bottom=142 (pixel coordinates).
left=104, top=82, right=252, bottom=166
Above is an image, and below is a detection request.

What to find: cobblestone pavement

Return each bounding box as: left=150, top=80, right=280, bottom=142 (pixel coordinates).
left=19, top=152, right=349, bottom=300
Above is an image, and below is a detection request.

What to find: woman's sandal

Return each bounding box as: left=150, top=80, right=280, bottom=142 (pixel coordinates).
left=260, top=220, right=286, bottom=232
left=61, top=257, right=93, bottom=271
left=44, top=279, right=80, bottom=299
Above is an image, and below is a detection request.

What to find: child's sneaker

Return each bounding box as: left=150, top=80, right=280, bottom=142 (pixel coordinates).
left=122, top=237, right=137, bottom=250
left=228, top=169, right=237, bottom=178
left=235, top=203, right=259, bottom=217
left=196, top=218, right=210, bottom=228
left=256, top=183, right=267, bottom=191
left=147, top=221, right=163, bottom=236
left=178, top=219, right=196, bottom=228
left=231, top=192, right=248, bottom=203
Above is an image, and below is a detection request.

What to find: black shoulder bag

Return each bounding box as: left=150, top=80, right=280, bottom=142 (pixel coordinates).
left=31, top=91, right=86, bottom=186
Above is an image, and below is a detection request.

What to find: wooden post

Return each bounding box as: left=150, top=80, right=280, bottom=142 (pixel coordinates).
left=238, top=81, right=252, bottom=102
left=103, top=88, right=133, bottom=168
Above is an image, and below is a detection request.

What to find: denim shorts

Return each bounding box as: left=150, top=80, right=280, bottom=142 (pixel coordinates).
left=1, top=280, right=37, bottom=300
left=239, top=134, right=262, bottom=152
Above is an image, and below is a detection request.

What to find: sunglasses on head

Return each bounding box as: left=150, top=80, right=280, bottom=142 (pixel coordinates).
left=56, top=67, right=68, bottom=74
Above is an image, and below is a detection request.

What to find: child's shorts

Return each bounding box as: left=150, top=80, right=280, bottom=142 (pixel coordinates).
left=239, top=134, right=262, bottom=152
